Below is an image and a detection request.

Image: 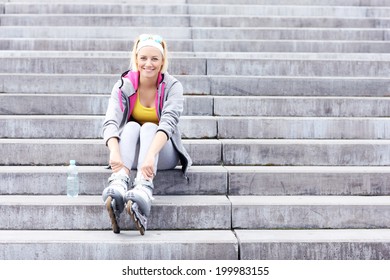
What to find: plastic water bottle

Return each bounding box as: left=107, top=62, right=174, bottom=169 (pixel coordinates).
left=67, top=160, right=79, bottom=197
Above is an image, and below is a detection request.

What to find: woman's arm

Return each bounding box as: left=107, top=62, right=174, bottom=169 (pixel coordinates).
left=141, top=131, right=168, bottom=180
left=107, top=137, right=125, bottom=173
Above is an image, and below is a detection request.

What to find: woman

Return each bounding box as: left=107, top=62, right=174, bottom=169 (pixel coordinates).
left=101, top=34, right=192, bottom=235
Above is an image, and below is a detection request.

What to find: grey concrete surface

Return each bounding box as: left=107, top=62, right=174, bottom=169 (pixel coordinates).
left=0, top=195, right=231, bottom=230
left=236, top=229, right=390, bottom=260
left=231, top=196, right=390, bottom=229
left=0, top=230, right=238, bottom=260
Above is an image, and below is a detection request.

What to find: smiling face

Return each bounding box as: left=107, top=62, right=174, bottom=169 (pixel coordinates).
left=136, top=46, right=164, bottom=80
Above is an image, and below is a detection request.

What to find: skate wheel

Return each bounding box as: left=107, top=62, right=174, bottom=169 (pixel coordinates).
left=126, top=201, right=145, bottom=236
left=105, top=196, right=120, bottom=234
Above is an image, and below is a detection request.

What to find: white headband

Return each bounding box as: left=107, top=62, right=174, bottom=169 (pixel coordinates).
left=136, top=39, right=164, bottom=56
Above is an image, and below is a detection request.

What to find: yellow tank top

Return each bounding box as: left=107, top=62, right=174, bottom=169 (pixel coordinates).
left=131, top=93, right=159, bottom=125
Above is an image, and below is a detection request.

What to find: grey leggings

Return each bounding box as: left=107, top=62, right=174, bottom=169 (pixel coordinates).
left=119, top=121, right=179, bottom=175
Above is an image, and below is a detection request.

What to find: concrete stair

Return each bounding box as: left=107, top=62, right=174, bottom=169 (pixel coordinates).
left=0, top=0, right=390, bottom=260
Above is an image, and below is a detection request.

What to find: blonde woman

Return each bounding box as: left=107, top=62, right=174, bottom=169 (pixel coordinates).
left=102, top=34, right=192, bottom=235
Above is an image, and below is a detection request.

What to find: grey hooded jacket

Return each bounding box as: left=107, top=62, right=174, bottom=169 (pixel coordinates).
left=102, top=70, right=192, bottom=176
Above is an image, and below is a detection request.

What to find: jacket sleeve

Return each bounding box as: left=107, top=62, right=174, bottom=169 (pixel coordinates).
left=157, top=80, right=184, bottom=140
left=102, top=80, right=127, bottom=145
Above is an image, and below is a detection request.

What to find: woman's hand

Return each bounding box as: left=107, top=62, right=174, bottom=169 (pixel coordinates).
left=109, top=150, right=124, bottom=173
left=141, top=154, right=155, bottom=180
left=107, top=138, right=123, bottom=173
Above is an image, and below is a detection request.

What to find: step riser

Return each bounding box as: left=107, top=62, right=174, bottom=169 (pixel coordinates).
left=222, top=140, right=390, bottom=166
left=0, top=117, right=217, bottom=139
left=236, top=230, right=390, bottom=260
left=0, top=167, right=228, bottom=195
left=1, top=117, right=388, bottom=139
left=4, top=4, right=390, bottom=17
left=2, top=95, right=389, bottom=117
left=0, top=230, right=238, bottom=260
left=2, top=75, right=389, bottom=96
left=232, top=204, right=390, bottom=229
left=0, top=197, right=231, bottom=230
left=189, top=0, right=390, bottom=5
left=227, top=168, right=390, bottom=196
left=2, top=15, right=390, bottom=28
left=2, top=27, right=387, bottom=41
left=215, top=97, right=390, bottom=117
left=241, top=242, right=390, bottom=260
left=0, top=95, right=212, bottom=116
left=2, top=57, right=390, bottom=77
left=1, top=140, right=390, bottom=166
left=1, top=95, right=388, bottom=117
left=0, top=140, right=221, bottom=165
left=207, top=59, right=390, bottom=77
left=218, top=118, right=390, bottom=139
left=2, top=39, right=390, bottom=53
left=0, top=57, right=206, bottom=76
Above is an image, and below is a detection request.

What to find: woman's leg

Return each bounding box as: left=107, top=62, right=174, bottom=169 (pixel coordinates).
left=119, top=121, right=141, bottom=171
left=136, top=122, right=179, bottom=176
left=102, top=121, right=141, bottom=234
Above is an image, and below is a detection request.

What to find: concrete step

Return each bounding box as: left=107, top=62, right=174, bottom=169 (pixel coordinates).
left=218, top=117, right=390, bottom=139
left=214, top=96, right=390, bottom=117
left=4, top=0, right=390, bottom=6
left=231, top=196, right=390, bottom=229
left=2, top=94, right=389, bottom=117
left=1, top=74, right=388, bottom=96
left=189, top=0, right=390, bottom=5
left=0, top=230, right=238, bottom=260
left=4, top=3, right=390, bottom=17
left=0, top=94, right=213, bottom=116
left=207, top=58, right=390, bottom=77
left=1, top=115, right=388, bottom=140
left=1, top=14, right=389, bottom=28
left=2, top=27, right=389, bottom=41
left=1, top=139, right=389, bottom=166
left=0, top=115, right=217, bottom=139
left=0, top=195, right=231, bottom=230
left=2, top=38, right=389, bottom=53
left=0, top=139, right=221, bottom=166
left=226, top=166, right=390, bottom=196
left=221, top=139, right=390, bottom=166
left=0, top=56, right=206, bottom=75
left=0, top=165, right=227, bottom=195
left=2, top=56, right=390, bottom=77
left=236, top=229, right=390, bottom=260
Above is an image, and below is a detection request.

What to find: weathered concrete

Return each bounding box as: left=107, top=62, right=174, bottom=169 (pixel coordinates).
left=0, top=116, right=217, bottom=139
left=0, top=139, right=222, bottom=165
left=2, top=38, right=390, bottom=53
left=214, top=96, right=390, bottom=117
left=2, top=74, right=390, bottom=96
left=217, top=117, right=390, bottom=139
left=0, top=195, right=231, bottom=230
left=0, top=94, right=213, bottom=116
left=0, top=166, right=228, bottom=195
left=1, top=27, right=387, bottom=41
left=226, top=166, right=390, bottom=196
left=236, top=229, right=390, bottom=260
left=222, top=139, right=390, bottom=166
left=0, top=230, right=238, bottom=260
left=231, top=196, right=390, bottom=229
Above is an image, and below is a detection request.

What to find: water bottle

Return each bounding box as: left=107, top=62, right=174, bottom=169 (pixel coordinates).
left=67, top=160, right=79, bottom=197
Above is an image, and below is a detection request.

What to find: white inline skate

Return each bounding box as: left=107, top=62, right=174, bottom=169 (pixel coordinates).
left=102, top=173, right=129, bottom=234
left=124, top=179, right=154, bottom=235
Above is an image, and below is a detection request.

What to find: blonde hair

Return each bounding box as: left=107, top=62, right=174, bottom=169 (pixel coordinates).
left=130, top=35, right=169, bottom=74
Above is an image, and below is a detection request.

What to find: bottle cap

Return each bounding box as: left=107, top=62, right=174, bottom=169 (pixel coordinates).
left=69, top=160, right=76, bottom=165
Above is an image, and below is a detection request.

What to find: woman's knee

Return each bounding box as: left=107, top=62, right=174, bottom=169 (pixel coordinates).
left=140, top=122, right=158, bottom=135
left=122, top=121, right=141, bottom=134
